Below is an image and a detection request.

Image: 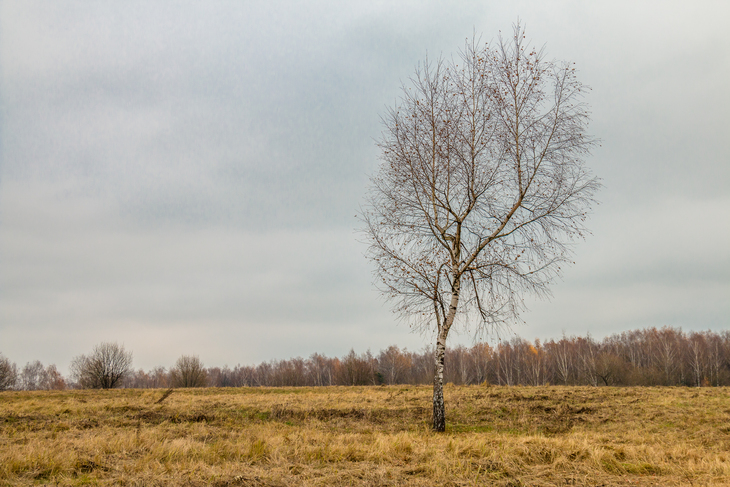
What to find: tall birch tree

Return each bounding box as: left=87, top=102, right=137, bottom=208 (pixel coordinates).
left=361, top=24, right=600, bottom=431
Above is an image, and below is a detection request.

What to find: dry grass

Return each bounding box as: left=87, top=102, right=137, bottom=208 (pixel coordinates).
left=1, top=385, right=729, bottom=486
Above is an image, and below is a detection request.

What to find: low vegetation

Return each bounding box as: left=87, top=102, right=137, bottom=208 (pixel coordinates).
left=1, top=385, right=729, bottom=486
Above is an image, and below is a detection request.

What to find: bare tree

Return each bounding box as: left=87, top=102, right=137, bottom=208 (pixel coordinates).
left=150, top=366, right=169, bottom=388
left=469, top=342, right=492, bottom=385
left=41, top=364, right=67, bottom=390
left=646, top=327, right=680, bottom=386
left=16, top=361, right=66, bottom=390
left=70, top=342, right=133, bottom=389
left=378, top=345, right=412, bottom=385
left=496, top=341, right=516, bottom=386
left=0, top=353, right=17, bottom=391
left=524, top=340, right=547, bottom=386
left=20, top=360, right=45, bottom=390
left=575, top=336, right=599, bottom=386
left=361, top=24, right=599, bottom=430
left=333, top=349, right=375, bottom=386
left=170, top=355, right=207, bottom=388
left=445, top=345, right=472, bottom=385
left=411, top=346, right=435, bottom=384
left=546, top=337, right=575, bottom=385
left=307, top=353, right=333, bottom=387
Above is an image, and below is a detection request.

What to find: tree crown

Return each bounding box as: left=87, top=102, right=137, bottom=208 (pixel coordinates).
left=362, top=25, right=600, bottom=337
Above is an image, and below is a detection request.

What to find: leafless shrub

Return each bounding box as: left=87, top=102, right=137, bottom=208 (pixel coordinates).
left=70, top=342, right=133, bottom=389
left=170, top=355, right=207, bottom=388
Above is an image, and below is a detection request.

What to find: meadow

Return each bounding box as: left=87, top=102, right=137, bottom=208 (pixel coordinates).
left=1, top=385, right=729, bottom=486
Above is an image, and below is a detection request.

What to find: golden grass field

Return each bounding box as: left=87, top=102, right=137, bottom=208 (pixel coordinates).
left=1, top=385, right=729, bottom=486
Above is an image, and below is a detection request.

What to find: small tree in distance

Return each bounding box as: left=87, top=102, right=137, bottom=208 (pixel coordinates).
left=19, top=361, right=66, bottom=391
left=361, top=23, right=599, bottom=431
left=0, top=353, right=17, bottom=391
left=70, top=342, right=133, bottom=389
left=170, top=355, right=207, bottom=388
left=20, top=360, right=45, bottom=390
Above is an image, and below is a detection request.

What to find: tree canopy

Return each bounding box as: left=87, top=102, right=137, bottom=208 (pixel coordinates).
left=362, top=24, right=600, bottom=430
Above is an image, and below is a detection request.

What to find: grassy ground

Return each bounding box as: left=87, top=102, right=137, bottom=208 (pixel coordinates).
left=1, top=385, right=729, bottom=486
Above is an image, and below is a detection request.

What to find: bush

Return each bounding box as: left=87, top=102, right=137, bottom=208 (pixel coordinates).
left=170, top=355, right=207, bottom=388
left=70, top=342, right=132, bottom=389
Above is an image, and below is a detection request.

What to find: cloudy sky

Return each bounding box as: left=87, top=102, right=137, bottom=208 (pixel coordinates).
left=1, top=1, right=728, bottom=373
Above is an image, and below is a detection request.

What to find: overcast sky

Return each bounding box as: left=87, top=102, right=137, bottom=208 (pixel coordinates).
left=1, top=1, right=728, bottom=373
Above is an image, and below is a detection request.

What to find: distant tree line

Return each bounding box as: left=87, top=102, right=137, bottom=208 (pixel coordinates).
left=1, top=327, right=729, bottom=391
left=0, top=356, right=66, bottom=391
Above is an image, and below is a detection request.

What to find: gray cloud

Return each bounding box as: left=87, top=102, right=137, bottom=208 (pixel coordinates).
left=1, top=1, right=728, bottom=372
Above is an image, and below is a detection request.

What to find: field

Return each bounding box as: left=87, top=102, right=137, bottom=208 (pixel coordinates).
left=1, top=385, right=729, bottom=486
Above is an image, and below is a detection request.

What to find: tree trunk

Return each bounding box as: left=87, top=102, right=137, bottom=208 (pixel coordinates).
left=432, top=272, right=460, bottom=431
left=432, top=329, right=447, bottom=431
